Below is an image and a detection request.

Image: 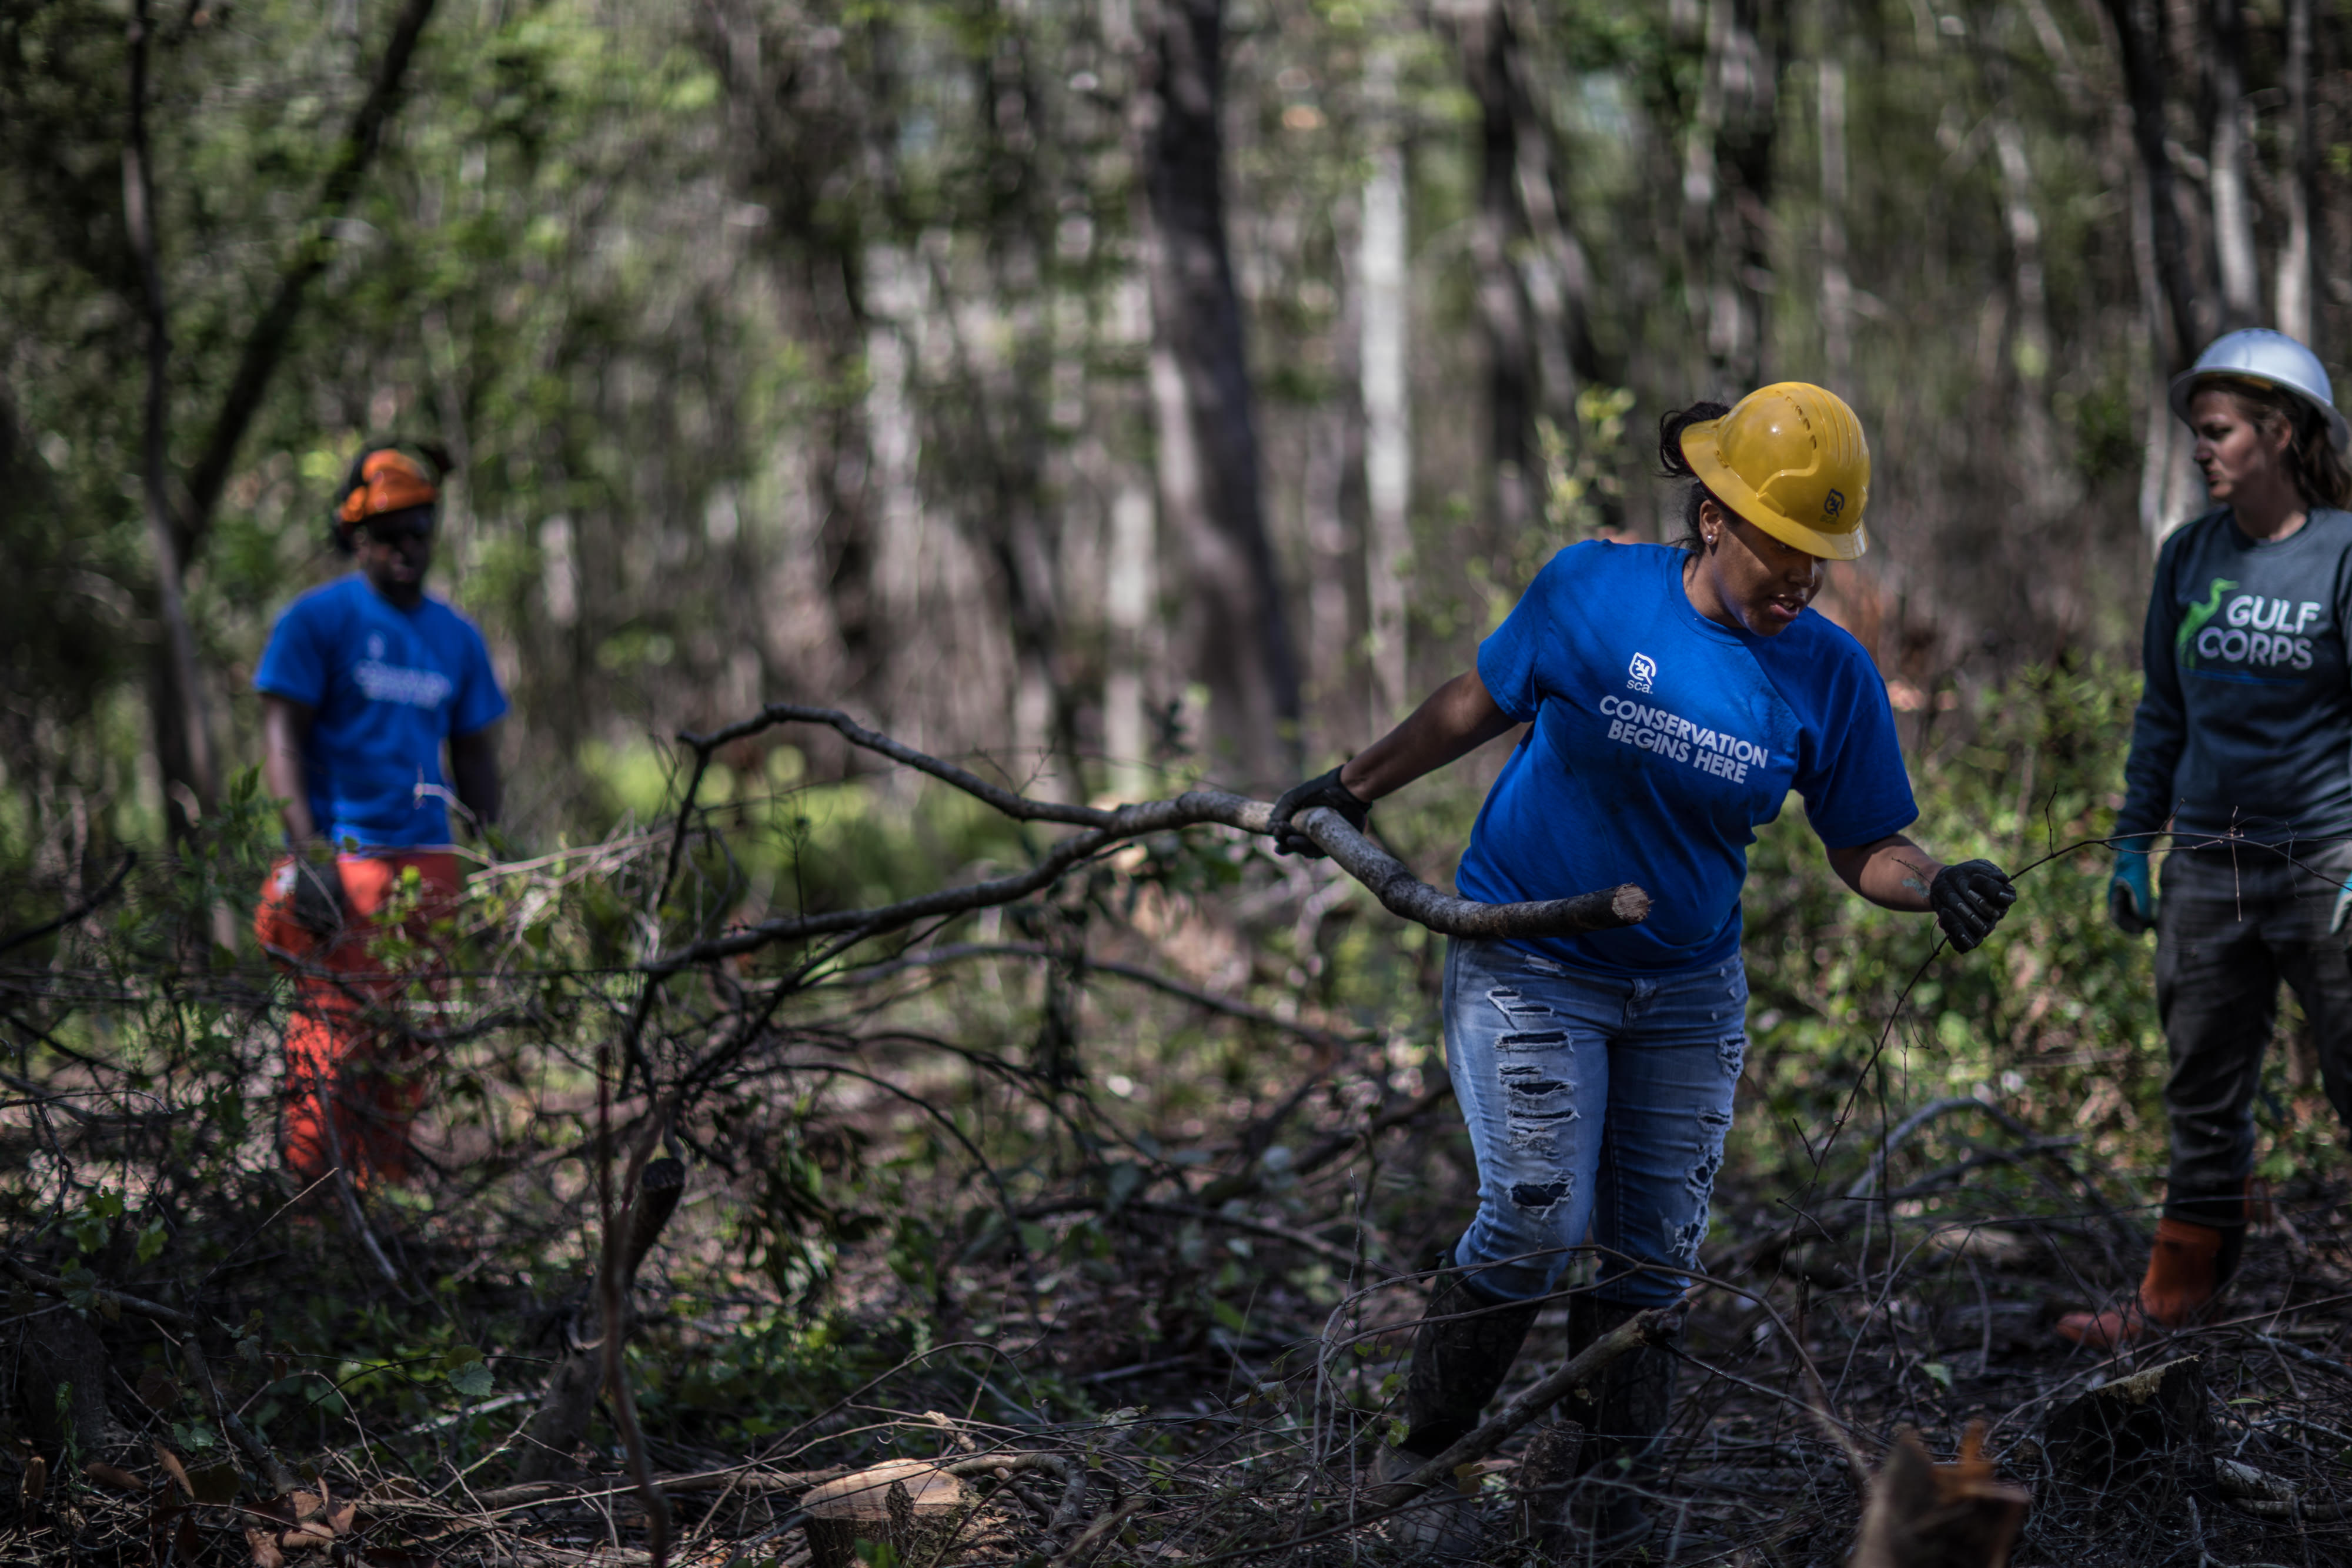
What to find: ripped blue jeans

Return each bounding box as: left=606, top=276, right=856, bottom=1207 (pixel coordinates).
left=1442, top=938, right=1747, bottom=1309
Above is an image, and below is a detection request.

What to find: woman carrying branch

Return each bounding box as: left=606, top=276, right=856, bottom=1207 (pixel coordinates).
left=1269, top=383, right=2015, bottom=1557
left=2062, top=330, right=2352, bottom=1350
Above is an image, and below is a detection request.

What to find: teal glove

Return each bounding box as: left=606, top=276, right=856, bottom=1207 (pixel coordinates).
left=2109, top=848, right=2155, bottom=937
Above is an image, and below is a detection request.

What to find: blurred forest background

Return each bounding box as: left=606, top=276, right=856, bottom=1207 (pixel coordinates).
left=12, top=0, right=2347, bottom=850
left=11, top=0, right=2352, bottom=1562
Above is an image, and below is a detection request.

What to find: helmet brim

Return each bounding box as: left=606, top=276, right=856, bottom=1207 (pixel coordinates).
left=1679, top=419, right=1871, bottom=561
left=2171, top=369, right=2352, bottom=453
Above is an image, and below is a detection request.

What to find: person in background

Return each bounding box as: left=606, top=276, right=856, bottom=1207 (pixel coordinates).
left=2063, top=330, right=2352, bottom=1350
left=252, top=444, right=507, bottom=1188
left=1269, top=383, right=2015, bottom=1557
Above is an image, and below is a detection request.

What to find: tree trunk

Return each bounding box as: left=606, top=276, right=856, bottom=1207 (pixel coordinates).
left=2206, top=0, right=2260, bottom=330
left=1140, top=0, right=1300, bottom=790
left=1684, top=0, right=1778, bottom=392
left=1992, top=119, right=2069, bottom=519
left=2103, top=0, right=2203, bottom=370
left=1502, top=0, right=1599, bottom=404
left=118, top=0, right=439, bottom=838
left=1103, top=476, right=1157, bottom=802
left=1455, top=0, right=1536, bottom=535
left=951, top=24, right=1081, bottom=798
left=517, top=1157, right=686, bottom=1482
left=124, top=0, right=216, bottom=841
left=704, top=4, right=887, bottom=723
left=1307, top=200, right=1365, bottom=757
left=1816, top=28, right=1852, bottom=389
left=2277, top=0, right=2317, bottom=345
left=1359, top=49, right=1411, bottom=730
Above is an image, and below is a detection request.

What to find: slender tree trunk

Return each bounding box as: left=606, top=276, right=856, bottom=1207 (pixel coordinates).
left=123, top=0, right=215, bottom=840
left=2103, top=0, right=2203, bottom=370
left=1816, top=25, right=1852, bottom=389
left=1455, top=0, right=1535, bottom=535
left=1139, top=0, right=1300, bottom=789
left=1993, top=118, right=2070, bottom=522
left=119, top=0, right=439, bottom=837
left=1359, top=50, right=1412, bottom=730
left=178, top=0, right=442, bottom=543
left=1502, top=0, right=1591, bottom=417
left=704, top=6, right=887, bottom=717
left=2129, top=119, right=2206, bottom=546
left=2277, top=0, right=2317, bottom=345
left=809, top=283, right=879, bottom=699
left=978, top=39, right=1080, bottom=798
left=1685, top=0, right=1778, bottom=391
left=1103, top=477, right=1157, bottom=801
left=863, top=254, right=926, bottom=741
left=2207, top=0, right=2260, bottom=329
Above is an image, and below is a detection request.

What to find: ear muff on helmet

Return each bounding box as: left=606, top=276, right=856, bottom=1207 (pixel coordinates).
left=330, top=442, right=449, bottom=553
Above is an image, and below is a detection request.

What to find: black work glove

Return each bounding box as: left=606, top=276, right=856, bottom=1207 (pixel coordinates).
left=1929, top=858, right=2016, bottom=954
left=1267, top=767, right=1371, bottom=859
left=289, top=854, right=349, bottom=937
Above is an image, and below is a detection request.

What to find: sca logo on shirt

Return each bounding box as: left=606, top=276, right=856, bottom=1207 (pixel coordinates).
left=1626, top=652, right=1657, bottom=693
left=2179, top=576, right=2326, bottom=671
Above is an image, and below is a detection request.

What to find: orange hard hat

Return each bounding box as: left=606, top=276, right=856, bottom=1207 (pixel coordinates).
left=338, top=447, right=439, bottom=527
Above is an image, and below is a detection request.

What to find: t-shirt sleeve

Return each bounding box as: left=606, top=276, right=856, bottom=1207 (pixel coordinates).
left=1795, top=646, right=1919, bottom=849
left=2114, top=529, right=2189, bottom=847
left=253, top=598, right=328, bottom=708
left=1475, top=548, right=1578, bottom=723
left=450, top=620, right=510, bottom=737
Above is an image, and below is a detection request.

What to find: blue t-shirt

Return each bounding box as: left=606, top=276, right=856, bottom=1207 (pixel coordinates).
left=253, top=575, right=509, bottom=850
left=1456, top=541, right=1917, bottom=974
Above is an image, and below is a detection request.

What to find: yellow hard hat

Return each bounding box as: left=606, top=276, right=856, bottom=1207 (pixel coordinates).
left=1678, top=382, right=1872, bottom=560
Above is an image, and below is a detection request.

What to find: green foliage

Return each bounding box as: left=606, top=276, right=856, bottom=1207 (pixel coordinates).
left=1733, top=659, right=2164, bottom=1186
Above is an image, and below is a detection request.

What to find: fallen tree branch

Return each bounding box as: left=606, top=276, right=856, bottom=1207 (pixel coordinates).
left=939, top=1452, right=1089, bottom=1537
left=1204, top=1081, right=1455, bottom=1204
left=1047, top=1495, right=1148, bottom=1567
left=598, top=1055, right=670, bottom=1568
left=1132, top=1202, right=1399, bottom=1278
left=656, top=706, right=1649, bottom=973
left=1369, top=1307, right=1675, bottom=1505
left=1845, top=1095, right=2003, bottom=1201
left=0, top=851, right=136, bottom=959
left=4, top=1256, right=193, bottom=1330
left=359, top=1466, right=853, bottom=1518
left=826, top=941, right=1368, bottom=1053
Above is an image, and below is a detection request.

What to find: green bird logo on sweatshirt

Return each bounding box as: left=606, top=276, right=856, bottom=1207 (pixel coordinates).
left=2177, top=577, right=2238, bottom=668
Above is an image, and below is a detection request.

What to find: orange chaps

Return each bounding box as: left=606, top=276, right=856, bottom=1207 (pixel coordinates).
left=254, top=852, right=460, bottom=1186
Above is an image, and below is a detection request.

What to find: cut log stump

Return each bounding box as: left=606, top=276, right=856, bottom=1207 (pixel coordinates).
left=2044, top=1355, right=2211, bottom=1490
left=801, top=1459, right=973, bottom=1568
left=1848, top=1424, right=2027, bottom=1568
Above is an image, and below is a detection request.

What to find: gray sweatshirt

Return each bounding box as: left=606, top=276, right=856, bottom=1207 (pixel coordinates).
left=2118, top=506, right=2352, bottom=847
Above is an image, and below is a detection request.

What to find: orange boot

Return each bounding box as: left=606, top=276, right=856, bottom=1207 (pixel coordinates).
left=2056, top=1218, right=2236, bottom=1350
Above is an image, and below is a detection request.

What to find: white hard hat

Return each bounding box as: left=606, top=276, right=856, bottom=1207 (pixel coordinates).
left=2170, top=327, right=2350, bottom=452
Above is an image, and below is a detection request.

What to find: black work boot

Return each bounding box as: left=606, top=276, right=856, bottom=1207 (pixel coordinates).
left=1371, top=1262, right=1541, bottom=1558
left=1556, top=1295, right=1681, bottom=1562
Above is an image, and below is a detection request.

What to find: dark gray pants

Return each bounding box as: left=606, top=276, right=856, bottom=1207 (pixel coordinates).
left=2157, top=842, right=2352, bottom=1227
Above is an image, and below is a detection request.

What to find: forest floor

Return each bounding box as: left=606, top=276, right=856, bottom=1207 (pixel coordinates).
left=5, top=723, right=2348, bottom=1566
left=11, top=1053, right=2352, bottom=1568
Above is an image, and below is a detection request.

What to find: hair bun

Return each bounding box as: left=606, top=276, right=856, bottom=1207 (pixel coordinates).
left=1657, top=402, right=1733, bottom=479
